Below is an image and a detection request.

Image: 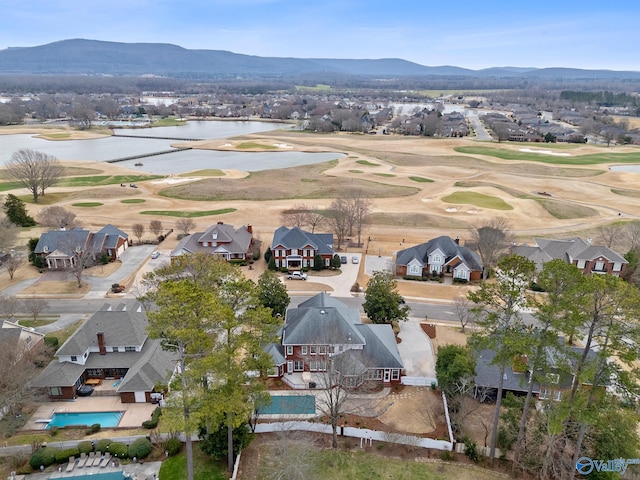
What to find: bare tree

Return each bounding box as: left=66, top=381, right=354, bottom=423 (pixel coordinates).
left=37, top=206, right=80, bottom=230
left=176, top=218, right=196, bottom=235
left=327, top=198, right=349, bottom=248
left=132, top=223, right=145, bottom=244
left=454, top=295, right=474, bottom=333
left=67, top=247, right=97, bottom=288
left=625, top=221, right=640, bottom=252
left=0, top=215, right=18, bottom=253
left=5, top=149, right=63, bottom=203
left=0, top=334, right=46, bottom=415
left=0, top=294, right=19, bottom=319
left=347, top=191, right=371, bottom=247
left=306, top=211, right=327, bottom=233
left=473, top=217, right=511, bottom=279
left=280, top=204, right=310, bottom=229
left=263, top=429, right=319, bottom=480
left=4, top=252, right=24, bottom=280
left=149, top=219, right=163, bottom=238
left=596, top=223, right=622, bottom=249
left=22, top=296, right=48, bottom=323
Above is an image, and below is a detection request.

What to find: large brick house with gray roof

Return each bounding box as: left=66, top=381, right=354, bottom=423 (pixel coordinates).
left=170, top=221, right=254, bottom=261
left=266, top=293, right=403, bottom=387
left=33, top=303, right=176, bottom=403
left=512, top=237, right=628, bottom=276
left=395, top=235, right=483, bottom=281
left=271, top=226, right=334, bottom=270
left=34, top=224, right=129, bottom=269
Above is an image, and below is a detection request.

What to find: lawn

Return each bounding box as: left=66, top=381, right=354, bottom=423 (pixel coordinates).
left=158, top=448, right=227, bottom=480
left=374, top=173, right=396, bottom=177
left=409, top=176, right=434, bottom=183
left=179, top=169, right=225, bottom=177
left=140, top=208, right=237, bottom=217
left=442, top=191, right=513, bottom=210
left=72, top=202, right=103, bottom=207
left=152, top=117, right=187, bottom=127
left=56, top=174, right=164, bottom=187
left=121, top=198, right=146, bottom=204
left=235, top=142, right=278, bottom=150
left=356, top=160, right=380, bottom=166
left=454, top=145, right=640, bottom=165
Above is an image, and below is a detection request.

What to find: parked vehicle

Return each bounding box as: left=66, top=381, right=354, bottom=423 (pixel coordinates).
left=77, top=385, right=94, bottom=397
left=151, top=251, right=160, bottom=259
left=340, top=256, right=347, bottom=264
left=111, top=283, right=125, bottom=293
left=287, top=271, right=308, bottom=280
left=351, top=256, right=359, bottom=264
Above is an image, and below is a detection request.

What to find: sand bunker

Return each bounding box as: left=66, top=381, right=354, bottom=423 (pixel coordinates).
left=273, top=143, right=293, bottom=149
left=152, top=177, right=199, bottom=185
left=445, top=207, right=458, bottom=213
left=519, top=148, right=571, bottom=157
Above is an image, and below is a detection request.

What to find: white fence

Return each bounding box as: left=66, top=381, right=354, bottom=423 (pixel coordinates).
left=401, top=376, right=437, bottom=387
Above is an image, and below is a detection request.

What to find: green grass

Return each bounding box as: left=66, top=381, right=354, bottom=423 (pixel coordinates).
left=355, top=160, right=380, bottom=166
left=121, top=198, right=146, bottom=204
left=158, top=448, right=226, bottom=480
left=454, top=145, right=640, bottom=165
left=56, top=174, right=164, bottom=187
left=294, top=84, right=332, bottom=91
left=140, top=208, right=237, bottom=218
left=0, top=181, right=26, bottom=192
left=179, top=169, right=225, bottom=177
left=442, top=191, right=513, bottom=210
left=409, top=176, right=434, bottom=183
left=374, top=173, right=396, bottom=177
left=236, top=142, right=278, bottom=150
left=152, top=117, right=187, bottom=127
left=20, top=193, right=70, bottom=205
left=348, top=170, right=364, bottom=173
left=72, top=202, right=103, bottom=207
left=612, top=188, right=640, bottom=198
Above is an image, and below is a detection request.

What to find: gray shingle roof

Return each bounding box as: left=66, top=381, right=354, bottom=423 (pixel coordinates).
left=573, top=245, right=627, bottom=264
left=34, top=229, right=91, bottom=256
left=117, top=340, right=177, bottom=392
left=396, top=236, right=482, bottom=272
left=271, top=226, right=334, bottom=255
left=170, top=223, right=252, bottom=257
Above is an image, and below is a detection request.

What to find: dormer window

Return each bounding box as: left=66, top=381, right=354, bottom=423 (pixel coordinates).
left=43, top=246, right=49, bottom=253
left=75, top=245, right=82, bottom=253
left=212, top=232, right=218, bottom=240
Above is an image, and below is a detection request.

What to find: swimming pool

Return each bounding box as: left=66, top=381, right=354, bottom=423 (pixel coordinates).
left=49, top=472, right=130, bottom=480
left=46, top=411, right=124, bottom=429
left=260, top=395, right=316, bottom=415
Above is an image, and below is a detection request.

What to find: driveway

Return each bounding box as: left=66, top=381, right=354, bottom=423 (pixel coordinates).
left=305, top=253, right=362, bottom=297
left=397, top=319, right=436, bottom=381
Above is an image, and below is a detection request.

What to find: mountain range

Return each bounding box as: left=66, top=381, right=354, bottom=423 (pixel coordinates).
left=1, top=39, right=639, bottom=80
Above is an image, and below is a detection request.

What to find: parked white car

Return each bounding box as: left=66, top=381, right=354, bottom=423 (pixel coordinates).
left=287, top=271, right=308, bottom=280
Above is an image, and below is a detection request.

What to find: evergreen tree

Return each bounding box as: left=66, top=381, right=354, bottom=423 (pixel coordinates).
left=3, top=194, right=35, bottom=227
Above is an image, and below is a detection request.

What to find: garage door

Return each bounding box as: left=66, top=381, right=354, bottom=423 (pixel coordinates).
left=134, top=391, right=146, bottom=403
left=117, top=243, right=126, bottom=256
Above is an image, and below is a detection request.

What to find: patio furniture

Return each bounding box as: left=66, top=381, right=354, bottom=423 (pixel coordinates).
left=99, top=452, right=111, bottom=467
left=86, top=451, right=95, bottom=466
left=66, top=456, right=75, bottom=472
left=77, top=452, right=87, bottom=468
left=85, top=378, right=102, bottom=386
left=90, top=451, right=101, bottom=466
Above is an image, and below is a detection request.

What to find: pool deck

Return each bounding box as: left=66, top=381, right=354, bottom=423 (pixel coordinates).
left=23, top=397, right=156, bottom=430
left=23, top=460, right=161, bottom=480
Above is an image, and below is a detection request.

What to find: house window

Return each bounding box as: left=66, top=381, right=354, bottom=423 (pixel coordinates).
left=409, top=264, right=420, bottom=275
left=309, top=361, right=318, bottom=371
left=310, top=346, right=318, bottom=355
left=49, top=387, right=62, bottom=396
left=86, top=369, right=101, bottom=377
left=613, top=262, right=622, bottom=272
left=595, top=261, right=605, bottom=271
left=286, top=346, right=293, bottom=356
left=301, top=346, right=308, bottom=355
left=84, top=352, right=88, bottom=358
left=71, top=355, right=77, bottom=362
left=548, top=373, right=560, bottom=384
left=125, top=346, right=136, bottom=352
left=576, top=260, right=585, bottom=269
left=293, top=361, right=304, bottom=372
left=319, top=346, right=327, bottom=355
left=392, top=370, right=400, bottom=381
left=267, top=366, right=278, bottom=377
left=111, top=347, right=119, bottom=352
left=432, top=254, right=441, bottom=263
left=539, top=389, right=550, bottom=400
left=553, top=390, right=562, bottom=402
left=328, top=346, right=335, bottom=354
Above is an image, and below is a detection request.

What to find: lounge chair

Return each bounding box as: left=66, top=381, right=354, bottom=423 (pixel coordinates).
left=77, top=452, right=87, bottom=468
left=99, top=452, right=112, bottom=467
left=66, top=456, right=75, bottom=472
left=91, top=451, right=101, bottom=466
left=86, top=451, right=95, bottom=466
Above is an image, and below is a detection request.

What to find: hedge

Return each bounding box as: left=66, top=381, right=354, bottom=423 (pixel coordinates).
left=54, top=447, right=80, bottom=464
left=128, top=438, right=152, bottom=459
left=77, top=441, right=93, bottom=454
left=30, top=448, right=57, bottom=469
left=107, top=441, right=128, bottom=458
left=142, top=406, right=162, bottom=429
left=165, top=438, right=182, bottom=457
left=95, top=439, right=112, bottom=453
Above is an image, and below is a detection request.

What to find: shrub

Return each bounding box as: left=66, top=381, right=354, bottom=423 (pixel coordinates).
left=44, top=336, right=59, bottom=350
left=77, top=441, right=93, bottom=454
left=128, top=438, right=152, bottom=459
left=85, top=423, right=101, bottom=435
left=54, top=447, right=80, bottom=464
left=142, top=407, right=162, bottom=429
left=350, top=282, right=360, bottom=293
left=463, top=437, right=479, bottom=463
left=30, top=448, right=57, bottom=469
left=453, top=277, right=468, bottom=284
left=107, top=442, right=128, bottom=458
left=439, top=450, right=456, bottom=462
left=165, top=438, right=182, bottom=457
left=253, top=250, right=261, bottom=261
left=402, top=275, right=424, bottom=281
left=95, top=439, right=112, bottom=453
left=16, top=464, right=33, bottom=475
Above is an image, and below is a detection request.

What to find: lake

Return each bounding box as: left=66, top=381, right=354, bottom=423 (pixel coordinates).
left=0, top=120, right=343, bottom=174
left=610, top=165, right=640, bottom=172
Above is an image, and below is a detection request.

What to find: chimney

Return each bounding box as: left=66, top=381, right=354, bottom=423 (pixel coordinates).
left=217, top=221, right=223, bottom=225
left=97, top=332, right=106, bottom=355
left=247, top=224, right=253, bottom=234
left=454, top=236, right=460, bottom=245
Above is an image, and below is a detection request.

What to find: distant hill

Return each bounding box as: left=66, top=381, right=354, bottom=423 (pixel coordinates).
left=0, top=39, right=639, bottom=80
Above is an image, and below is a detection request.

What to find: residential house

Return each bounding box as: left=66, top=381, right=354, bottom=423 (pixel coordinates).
left=170, top=222, right=254, bottom=262
left=34, top=224, right=129, bottom=269
left=512, top=237, right=628, bottom=277
left=266, top=293, right=404, bottom=388
left=0, top=320, right=45, bottom=361
left=395, top=236, right=483, bottom=281
left=271, top=226, right=334, bottom=270
left=33, top=303, right=176, bottom=403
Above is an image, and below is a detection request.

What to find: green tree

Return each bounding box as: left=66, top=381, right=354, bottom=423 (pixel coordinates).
left=263, top=247, right=272, bottom=263
left=435, top=344, right=475, bottom=397
left=257, top=270, right=290, bottom=317
left=468, top=254, right=535, bottom=465
left=362, top=270, right=409, bottom=324
left=312, top=253, right=323, bottom=271
left=268, top=255, right=276, bottom=271
left=147, top=279, right=223, bottom=480
left=332, top=254, right=342, bottom=270
left=3, top=194, right=35, bottom=227
left=199, top=422, right=254, bottom=460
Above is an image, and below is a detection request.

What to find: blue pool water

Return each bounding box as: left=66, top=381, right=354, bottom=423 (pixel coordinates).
left=260, top=395, right=316, bottom=415
left=46, top=411, right=124, bottom=429
left=49, top=472, right=129, bottom=480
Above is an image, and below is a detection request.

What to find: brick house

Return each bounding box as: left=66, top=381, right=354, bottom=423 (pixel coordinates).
left=171, top=222, right=254, bottom=261
left=271, top=226, right=334, bottom=270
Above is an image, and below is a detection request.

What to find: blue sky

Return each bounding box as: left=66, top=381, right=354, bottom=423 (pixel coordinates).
left=0, top=0, right=637, bottom=71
